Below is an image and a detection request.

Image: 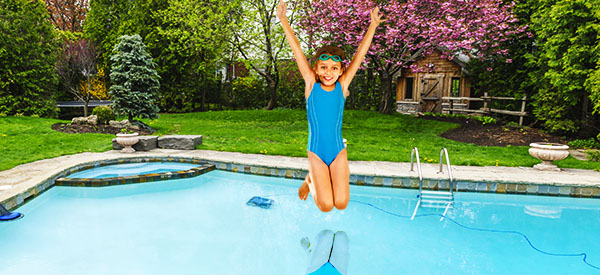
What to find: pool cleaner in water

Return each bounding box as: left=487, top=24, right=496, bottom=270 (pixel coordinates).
left=0, top=204, right=22, bottom=221
left=303, top=230, right=349, bottom=275
left=246, top=196, right=274, bottom=209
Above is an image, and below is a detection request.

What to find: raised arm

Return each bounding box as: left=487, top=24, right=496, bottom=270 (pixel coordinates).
left=277, top=0, right=315, bottom=86
left=339, top=7, right=385, bottom=96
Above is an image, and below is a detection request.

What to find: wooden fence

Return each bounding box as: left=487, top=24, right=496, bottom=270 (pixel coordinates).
left=442, top=93, right=527, bottom=125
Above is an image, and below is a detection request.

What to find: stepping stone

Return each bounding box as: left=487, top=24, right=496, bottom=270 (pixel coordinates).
left=112, top=136, right=158, bottom=151
left=158, top=135, right=202, bottom=150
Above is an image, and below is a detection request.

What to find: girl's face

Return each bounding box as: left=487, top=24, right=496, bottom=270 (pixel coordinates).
left=315, top=59, right=343, bottom=87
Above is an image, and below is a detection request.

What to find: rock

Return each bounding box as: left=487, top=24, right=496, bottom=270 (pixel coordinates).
left=130, top=120, right=156, bottom=133
left=112, top=135, right=158, bottom=151
left=109, top=119, right=129, bottom=128
left=158, top=135, right=202, bottom=150
left=108, top=119, right=156, bottom=133
left=72, top=115, right=98, bottom=125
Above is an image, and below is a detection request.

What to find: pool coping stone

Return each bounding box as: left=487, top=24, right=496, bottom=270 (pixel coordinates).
left=1, top=149, right=599, bottom=211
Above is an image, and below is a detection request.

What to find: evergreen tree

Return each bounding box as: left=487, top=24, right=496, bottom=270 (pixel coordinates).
left=109, top=34, right=160, bottom=121
left=0, top=0, right=59, bottom=117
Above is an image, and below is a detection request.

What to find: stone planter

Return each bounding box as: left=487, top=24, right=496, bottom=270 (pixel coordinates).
left=528, top=142, right=569, bottom=171
left=115, top=133, right=139, bottom=153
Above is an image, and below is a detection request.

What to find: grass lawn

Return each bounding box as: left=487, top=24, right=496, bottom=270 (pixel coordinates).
left=0, top=116, right=113, bottom=171
left=1, top=110, right=598, bottom=172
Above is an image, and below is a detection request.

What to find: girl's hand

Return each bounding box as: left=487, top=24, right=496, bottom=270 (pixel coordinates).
left=277, top=0, right=287, bottom=21
left=370, top=7, right=386, bottom=25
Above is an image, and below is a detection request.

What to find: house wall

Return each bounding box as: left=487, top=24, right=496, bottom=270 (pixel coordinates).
left=396, top=51, right=470, bottom=103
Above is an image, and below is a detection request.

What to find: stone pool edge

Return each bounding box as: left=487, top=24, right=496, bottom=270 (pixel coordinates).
left=1, top=150, right=599, bottom=211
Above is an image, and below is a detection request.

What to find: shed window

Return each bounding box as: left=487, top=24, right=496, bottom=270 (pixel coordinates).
left=451, top=77, right=460, bottom=97
left=405, top=77, right=414, bottom=100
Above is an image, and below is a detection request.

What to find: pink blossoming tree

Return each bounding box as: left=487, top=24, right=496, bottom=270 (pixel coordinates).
left=298, top=0, right=527, bottom=113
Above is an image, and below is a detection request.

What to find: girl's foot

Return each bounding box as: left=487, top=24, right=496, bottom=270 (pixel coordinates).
left=298, top=175, right=311, bottom=200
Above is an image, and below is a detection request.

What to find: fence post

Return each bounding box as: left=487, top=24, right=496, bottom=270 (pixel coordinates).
left=483, top=92, right=489, bottom=112
left=519, top=95, right=527, bottom=126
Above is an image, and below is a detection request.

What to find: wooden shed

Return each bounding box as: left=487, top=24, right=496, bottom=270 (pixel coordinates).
left=395, top=50, right=471, bottom=114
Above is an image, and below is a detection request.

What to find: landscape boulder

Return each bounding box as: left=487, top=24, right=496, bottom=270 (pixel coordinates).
left=109, top=119, right=156, bottom=133
left=109, top=119, right=135, bottom=129
left=158, top=135, right=202, bottom=150
left=72, top=115, right=98, bottom=125
left=112, top=135, right=158, bottom=151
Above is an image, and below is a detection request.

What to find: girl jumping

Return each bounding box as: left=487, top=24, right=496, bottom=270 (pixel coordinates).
left=277, top=0, right=384, bottom=212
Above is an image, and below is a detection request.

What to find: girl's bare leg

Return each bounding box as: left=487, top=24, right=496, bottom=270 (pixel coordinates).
left=329, top=149, right=350, bottom=210
left=307, top=151, right=335, bottom=212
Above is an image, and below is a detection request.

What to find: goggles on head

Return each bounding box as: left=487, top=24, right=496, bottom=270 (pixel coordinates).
left=318, top=54, right=342, bottom=62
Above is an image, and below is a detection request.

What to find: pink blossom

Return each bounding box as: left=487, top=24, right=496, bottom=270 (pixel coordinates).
left=295, top=0, right=526, bottom=75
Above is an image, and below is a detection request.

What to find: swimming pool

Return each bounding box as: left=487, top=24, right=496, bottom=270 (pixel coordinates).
left=65, top=162, right=201, bottom=179
left=1, top=170, right=598, bottom=274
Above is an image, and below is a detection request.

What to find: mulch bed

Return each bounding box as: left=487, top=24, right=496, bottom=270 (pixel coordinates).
left=422, top=116, right=566, bottom=147
left=51, top=123, right=154, bottom=135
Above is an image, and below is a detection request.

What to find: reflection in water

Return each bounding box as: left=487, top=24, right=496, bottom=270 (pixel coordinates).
left=524, top=205, right=562, bottom=219
left=303, top=230, right=349, bottom=275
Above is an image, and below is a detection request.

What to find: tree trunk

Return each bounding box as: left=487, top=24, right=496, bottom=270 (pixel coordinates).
left=83, top=80, right=93, bottom=116
left=378, top=75, right=395, bottom=114
left=83, top=103, right=89, bottom=117
left=201, top=73, right=207, bottom=111
left=580, top=92, right=597, bottom=136
left=265, top=79, right=277, bottom=110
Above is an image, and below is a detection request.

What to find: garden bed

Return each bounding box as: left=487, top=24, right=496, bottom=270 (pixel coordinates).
left=51, top=123, right=154, bottom=135
left=421, top=116, right=566, bottom=147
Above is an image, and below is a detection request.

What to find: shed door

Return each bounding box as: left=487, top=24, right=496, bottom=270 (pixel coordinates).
left=419, top=76, right=443, bottom=112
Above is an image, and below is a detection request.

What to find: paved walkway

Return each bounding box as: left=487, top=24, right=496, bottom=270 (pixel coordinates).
left=1, top=149, right=599, bottom=205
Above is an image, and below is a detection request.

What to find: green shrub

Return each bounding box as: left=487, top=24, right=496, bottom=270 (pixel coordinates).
left=92, top=106, right=115, bottom=124
left=587, top=150, right=600, bottom=162
left=473, top=116, right=497, bottom=125
left=227, top=75, right=268, bottom=109
left=505, top=121, right=520, bottom=128
left=568, top=138, right=600, bottom=149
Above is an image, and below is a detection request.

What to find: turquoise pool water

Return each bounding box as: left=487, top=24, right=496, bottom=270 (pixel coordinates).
left=66, top=162, right=201, bottom=178
left=1, top=170, right=599, bottom=274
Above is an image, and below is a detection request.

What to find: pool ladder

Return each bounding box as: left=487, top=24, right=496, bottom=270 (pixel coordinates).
left=410, top=147, right=455, bottom=221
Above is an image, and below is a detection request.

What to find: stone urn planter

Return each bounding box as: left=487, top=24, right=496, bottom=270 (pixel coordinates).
left=528, top=142, right=569, bottom=171
left=115, top=132, right=139, bottom=153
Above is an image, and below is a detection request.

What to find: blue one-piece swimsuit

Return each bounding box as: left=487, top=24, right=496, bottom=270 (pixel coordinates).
left=307, top=81, right=345, bottom=166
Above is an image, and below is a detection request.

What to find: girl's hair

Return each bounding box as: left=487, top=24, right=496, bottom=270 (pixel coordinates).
left=313, top=45, right=346, bottom=83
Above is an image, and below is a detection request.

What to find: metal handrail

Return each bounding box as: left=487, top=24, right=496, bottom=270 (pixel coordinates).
left=437, top=148, right=455, bottom=192
left=410, top=147, right=423, bottom=194
left=411, top=147, right=455, bottom=221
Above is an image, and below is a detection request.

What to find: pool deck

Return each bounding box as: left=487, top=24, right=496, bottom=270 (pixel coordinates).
left=1, top=149, right=599, bottom=209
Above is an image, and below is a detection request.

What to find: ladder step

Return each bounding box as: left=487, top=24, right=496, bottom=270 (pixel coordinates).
left=421, top=190, right=452, bottom=196
left=421, top=194, right=453, bottom=200
left=421, top=205, right=452, bottom=209
left=421, top=199, right=453, bottom=204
